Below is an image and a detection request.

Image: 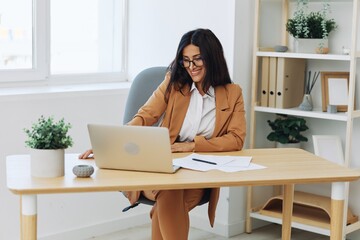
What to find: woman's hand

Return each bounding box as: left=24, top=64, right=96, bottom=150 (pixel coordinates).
left=79, top=149, right=94, bottom=159
left=171, top=142, right=195, bottom=153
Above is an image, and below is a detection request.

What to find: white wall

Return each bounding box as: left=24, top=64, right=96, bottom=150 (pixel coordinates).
left=0, top=0, right=252, bottom=239
left=127, top=0, right=236, bottom=81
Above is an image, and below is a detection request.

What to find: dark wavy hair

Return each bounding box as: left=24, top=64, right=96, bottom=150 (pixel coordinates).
left=165, top=29, right=232, bottom=101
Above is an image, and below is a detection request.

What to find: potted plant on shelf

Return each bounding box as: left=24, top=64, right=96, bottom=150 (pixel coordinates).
left=267, top=114, right=309, bottom=148
left=24, top=115, right=73, bottom=177
left=286, top=0, right=337, bottom=54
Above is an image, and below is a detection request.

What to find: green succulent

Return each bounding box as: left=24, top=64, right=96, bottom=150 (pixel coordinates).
left=24, top=115, right=73, bottom=149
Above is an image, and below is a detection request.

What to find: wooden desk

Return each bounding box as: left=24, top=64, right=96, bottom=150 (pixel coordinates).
left=6, top=148, right=360, bottom=240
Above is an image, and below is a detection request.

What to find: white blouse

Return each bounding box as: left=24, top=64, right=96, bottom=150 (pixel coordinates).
left=178, top=83, right=216, bottom=142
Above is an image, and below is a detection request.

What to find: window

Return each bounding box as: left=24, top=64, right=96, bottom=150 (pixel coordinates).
left=0, top=0, right=32, bottom=70
left=0, top=0, right=127, bottom=84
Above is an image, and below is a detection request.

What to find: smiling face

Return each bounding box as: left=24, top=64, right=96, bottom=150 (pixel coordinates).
left=182, top=44, right=206, bottom=93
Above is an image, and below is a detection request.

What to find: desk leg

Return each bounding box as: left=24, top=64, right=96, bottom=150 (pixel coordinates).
left=331, top=182, right=346, bottom=240
left=282, top=184, right=294, bottom=240
left=21, top=195, right=37, bottom=240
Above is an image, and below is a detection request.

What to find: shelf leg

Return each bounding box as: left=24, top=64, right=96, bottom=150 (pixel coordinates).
left=21, top=195, right=37, bottom=240
left=331, top=182, right=346, bottom=240
left=245, top=186, right=253, bottom=233
left=282, top=184, right=294, bottom=240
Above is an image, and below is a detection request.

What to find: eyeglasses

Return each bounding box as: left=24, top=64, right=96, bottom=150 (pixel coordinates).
left=180, top=57, right=204, bottom=68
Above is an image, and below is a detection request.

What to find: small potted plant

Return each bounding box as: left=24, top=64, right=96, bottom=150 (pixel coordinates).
left=267, top=114, right=309, bottom=148
left=24, top=115, right=73, bottom=177
left=286, top=0, right=337, bottom=53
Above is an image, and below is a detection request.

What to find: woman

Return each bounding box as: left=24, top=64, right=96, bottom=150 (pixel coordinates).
left=80, top=28, right=246, bottom=240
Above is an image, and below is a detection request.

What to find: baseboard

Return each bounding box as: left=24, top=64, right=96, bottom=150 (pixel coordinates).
left=38, top=211, right=248, bottom=239
left=190, top=214, right=246, bottom=237
left=38, top=213, right=151, bottom=240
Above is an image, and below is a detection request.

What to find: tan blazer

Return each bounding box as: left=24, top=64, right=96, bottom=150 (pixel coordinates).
left=125, top=73, right=246, bottom=227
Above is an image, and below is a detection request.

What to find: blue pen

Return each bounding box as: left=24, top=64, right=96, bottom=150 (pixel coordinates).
left=192, top=158, right=217, bottom=165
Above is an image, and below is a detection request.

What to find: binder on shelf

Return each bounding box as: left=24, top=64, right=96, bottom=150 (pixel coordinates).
left=268, top=57, right=277, bottom=108
left=260, top=57, right=270, bottom=107
left=275, top=58, right=306, bottom=109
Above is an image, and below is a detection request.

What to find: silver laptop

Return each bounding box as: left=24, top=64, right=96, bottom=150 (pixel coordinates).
left=87, top=124, right=180, bottom=173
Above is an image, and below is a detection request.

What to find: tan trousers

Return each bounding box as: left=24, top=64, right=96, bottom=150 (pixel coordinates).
left=142, top=189, right=205, bottom=240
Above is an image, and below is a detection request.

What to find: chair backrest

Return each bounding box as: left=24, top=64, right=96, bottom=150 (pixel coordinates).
left=123, top=66, right=168, bottom=125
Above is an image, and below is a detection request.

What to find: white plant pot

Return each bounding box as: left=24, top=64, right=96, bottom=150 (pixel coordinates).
left=30, top=149, right=65, bottom=178
left=294, top=38, right=328, bottom=54
left=276, top=142, right=301, bottom=149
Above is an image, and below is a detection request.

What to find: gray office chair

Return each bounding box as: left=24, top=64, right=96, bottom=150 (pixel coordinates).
left=122, top=66, right=210, bottom=212
left=123, top=66, right=168, bottom=125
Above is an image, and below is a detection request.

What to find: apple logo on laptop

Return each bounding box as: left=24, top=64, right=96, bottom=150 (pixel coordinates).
left=124, top=142, right=140, bottom=155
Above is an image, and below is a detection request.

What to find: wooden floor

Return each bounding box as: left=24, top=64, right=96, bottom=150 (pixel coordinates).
left=90, top=223, right=329, bottom=240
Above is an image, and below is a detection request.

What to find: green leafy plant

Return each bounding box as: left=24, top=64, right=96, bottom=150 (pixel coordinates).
left=24, top=116, right=73, bottom=149
left=286, top=1, right=337, bottom=39
left=267, top=114, right=309, bottom=144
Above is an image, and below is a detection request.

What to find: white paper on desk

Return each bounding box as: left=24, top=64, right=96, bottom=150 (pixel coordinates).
left=218, top=163, right=267, bottom=173
left=173, top=153, right=261, bottom=172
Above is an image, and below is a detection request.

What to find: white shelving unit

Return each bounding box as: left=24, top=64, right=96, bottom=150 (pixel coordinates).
left=256, top=51, right=352, bottom=61
left=254, top=106, right=349, bottom=121
left=246, top=0, right=360, bottom=238
left=249, top=211, right=331, bottom=236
